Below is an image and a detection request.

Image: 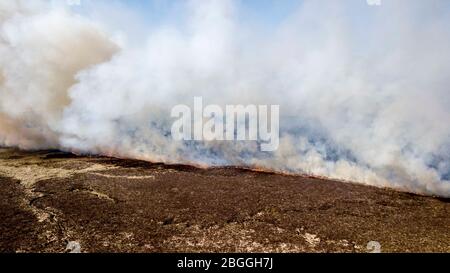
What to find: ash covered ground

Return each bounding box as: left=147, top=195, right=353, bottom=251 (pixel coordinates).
left=0, top=148, right=448, bottom=253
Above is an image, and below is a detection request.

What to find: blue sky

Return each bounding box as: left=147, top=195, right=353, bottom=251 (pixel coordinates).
left=70, top=0, right=304, bottom=28
left=124, top=0, right=302, bottom=26
left=68, top=0, right=412, bottom=30
left=68, top=0, right=450, bottom=24
left=66, top=0, right=450, bottom=43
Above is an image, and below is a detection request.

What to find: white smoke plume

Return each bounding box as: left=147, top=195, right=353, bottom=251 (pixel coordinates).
left=0, top=0, right=449, bottom=197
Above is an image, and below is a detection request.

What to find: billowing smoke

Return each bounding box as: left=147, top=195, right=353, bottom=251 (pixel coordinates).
left=1, top=0, right=449, bottom=197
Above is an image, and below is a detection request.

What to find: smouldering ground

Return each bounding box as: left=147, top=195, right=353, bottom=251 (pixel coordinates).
left=0, top=148, right=448, bottom=253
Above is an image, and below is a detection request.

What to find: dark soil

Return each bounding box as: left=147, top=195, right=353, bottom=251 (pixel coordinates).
left=0, top=148, right=448, bottom=253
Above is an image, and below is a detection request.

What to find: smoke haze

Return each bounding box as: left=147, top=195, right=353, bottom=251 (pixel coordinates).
left=1, top=0, right=449, bottom=197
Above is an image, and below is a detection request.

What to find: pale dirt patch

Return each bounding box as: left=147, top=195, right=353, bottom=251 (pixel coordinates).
left=91, top=173, right=155, bottom=180
left=71, top=188, right=116, bottom=202
left=0, top=159, right=118, bottom=188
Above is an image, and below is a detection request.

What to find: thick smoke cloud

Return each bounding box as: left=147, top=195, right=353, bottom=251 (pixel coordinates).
left=0, top=0, right=117, bottom=149
left=0, top=0, right=449, bottom=197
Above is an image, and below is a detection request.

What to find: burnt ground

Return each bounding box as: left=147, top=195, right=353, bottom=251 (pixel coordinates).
left=0, top=148, right=448, bottom=253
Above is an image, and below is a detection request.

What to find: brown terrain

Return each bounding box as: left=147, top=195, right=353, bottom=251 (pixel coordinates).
left=0, top=148, right=448, bottom=253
